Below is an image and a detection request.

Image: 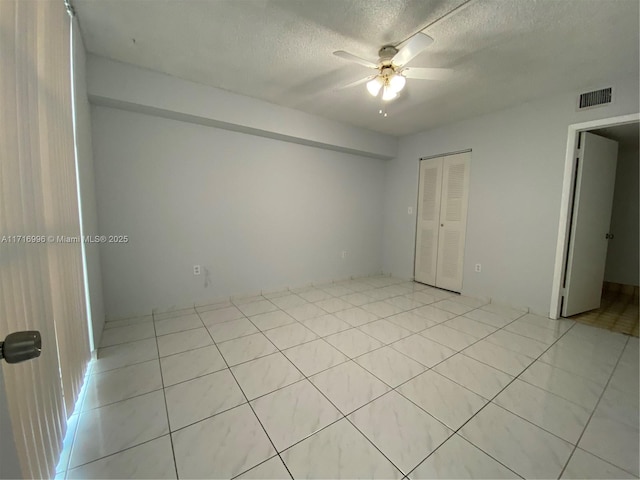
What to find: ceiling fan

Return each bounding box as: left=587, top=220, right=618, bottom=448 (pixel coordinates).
left=333, top=32, right=452, bottom=102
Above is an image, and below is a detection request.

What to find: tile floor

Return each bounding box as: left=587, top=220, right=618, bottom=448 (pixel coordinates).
left=55, top=276, right=640, bottom=479
left=570, top=283, right=639, bottom=337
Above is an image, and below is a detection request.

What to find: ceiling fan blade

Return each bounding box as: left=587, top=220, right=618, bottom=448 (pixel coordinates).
left=392, top=32, right=434, bottom=67
left=335, top=75, right=376, bottom=90
left=333, top=51, right=378, bottom=69
left=402, top=67, right=453, bottom=81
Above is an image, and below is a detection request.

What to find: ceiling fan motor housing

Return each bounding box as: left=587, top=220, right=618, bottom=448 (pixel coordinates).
left=378, top=45, right=398, bottom=65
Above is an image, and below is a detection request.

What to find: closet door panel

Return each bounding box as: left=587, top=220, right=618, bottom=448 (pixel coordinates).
left=414, top=158, right=443, bottom=285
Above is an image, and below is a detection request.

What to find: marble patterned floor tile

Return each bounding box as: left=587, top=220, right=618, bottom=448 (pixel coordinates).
left=340, top=292, right=374, bottom=307
left=433, top=354, right=513, bottom=400
left=99, top=322, right=156, bottom=348
left=83, top=360, right=162, bottom=411
left=459, top=403, right=573, bottom=479
left=597, top=384, right=639, bottom=429
left=433, top=299, right=475, bottom=315
left=238, top=300, right=278, bottom=317
left=454, top=295, right=489, bottom=308
left=361, top=300, right=406, bottom=318
left=419, top=287, right=456, bottom=301
left=334, top=307, right=380, bottom=327
left=56, top=414, right=79, bottom=473
left=164, top=369, right=245, bottom=431
left=281, top=418, right=402, bottom=479
left=386, top=311, right=436, bottom=333
left=365, top=288, right=397, bottom=301
left=198, top=306, right=244, bottom=327
left=249, top=310, right=296, bottom=331
left=284, top=303, right=326, bottom=321
left=355, top=346, right=427, bottom=388
left=314, top=297, right=354, bottom=314
left=519, top=361, right=604, bottom=410
left=172, top=404, right=275, bottom=479
left=420, top=324, right=479, bottom=351
left=154, top=313, right=203, bottom=336
left=349, top=391, right=453, bottom=475
left=385, top=295, right=426, bottom=311
left=413, top=305, right=457, bottom=323
left=231, top=294, right=266, bottom=305
left=262, top=289, right=291, bottom=299
left=269, top=294, right=308, bottom=310
left=409, top=434, right=518, bottom=479
left=463, top=308, right=514, bottom=328
left=479, top=303, right=527, bottom=321
left=67, top=436, right=176, bottom=479
left=263, top=322, right=319, bottom=350
left=493, top=379, right=591, bottom=444
left=160, top=345, right=227, bottom=386
left=561, top=448, right=636, bottom=479
left=217, top=332, right=278, bottom=366
left=324, top=328, right=384, bottom=358
left=70, top=391, right=169, bottom=469
left=504, top=319, right=565, bottom=344
left=93, top=338, right=158, bottom=375
left=446, top=316, right=497, bottom=339
left=309, top=361, right=390, bottom=414
left=236, top=455, right=291, bottom=479
left=302, top=314, right=351, bottom=337
left=578, top=410, right=640, bottom=476
left=298, top=288, right=334, bottom=302
left=538, top=345, right=616, bottom=386
left=104, top=315, right=153, bottom=330
left=251, top=380, right=342, bottom=451
left=404, top=290, right=439, bottom=303
left=398, top=370, right=487, bottom=430
left=321, top=285, right=354, bottom=297
left=194, top=299, right=232, bottom=314
left=342, top=281, right=376, bottom=293
left=207, top=317, right=260, bottom=343
left=518, top=313, right=574, bottom=333
left=157, top=328, right=213, bottom=357
left=153, top=307, right=196, bottom=321
left=483, top=329, right=549, bottom=358
left=231, top=352, right=304, bottom=400
left=390, top=334, right=456, bottom=367
left=462, top=340, right=534, bottom=376
left=282, top=339, right=349, bottom=376
left=358, top=319, right=413, bottom=344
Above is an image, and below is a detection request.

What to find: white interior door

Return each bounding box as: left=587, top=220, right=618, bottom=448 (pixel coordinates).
left=435, top=153, right=471, bottom=292
left=414, top=158, right=443, bottom=285
left=562, top=132, right=618, bottom=316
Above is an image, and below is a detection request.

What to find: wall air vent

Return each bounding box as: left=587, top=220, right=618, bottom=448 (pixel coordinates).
left=578, top=87, right=613, bottom=110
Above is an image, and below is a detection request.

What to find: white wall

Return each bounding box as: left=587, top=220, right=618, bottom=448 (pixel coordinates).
left=383, top=76, right=640, bottom=315
left=605, top=145, right=639, bottom=286
left=92, top=106, right=386, bottom=319
left=72, top=22, right=105, bottom=347
left=0, top=368, right=21, bottom=479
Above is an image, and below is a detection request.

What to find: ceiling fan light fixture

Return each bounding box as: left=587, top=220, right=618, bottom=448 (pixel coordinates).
left=366, top=76, right=384, bottom=96
left=389, top=73, right=406, bottom=93
left=382, top=85, right=397, bottom=101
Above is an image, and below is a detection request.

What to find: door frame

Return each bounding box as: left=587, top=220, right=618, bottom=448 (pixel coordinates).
left=549, top=113, right=640, bottom=319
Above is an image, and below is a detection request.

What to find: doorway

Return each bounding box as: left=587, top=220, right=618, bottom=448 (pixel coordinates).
left=550, top=113, right=640, bottom=335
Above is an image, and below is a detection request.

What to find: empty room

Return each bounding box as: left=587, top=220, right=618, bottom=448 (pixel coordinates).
left=1, top=0, right=639, bottom=479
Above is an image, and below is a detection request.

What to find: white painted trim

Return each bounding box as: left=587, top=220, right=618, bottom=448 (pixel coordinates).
left=549, top=113, right=640, bottom=319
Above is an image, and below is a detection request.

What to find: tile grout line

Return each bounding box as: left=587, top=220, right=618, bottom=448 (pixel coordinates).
left=404, top=317, right=581, bottom=479
left=151, top=310, right=181, bottom=480
left=557, top=334, right=632, bottom=479
left=195, top=308, right=297, bottom=480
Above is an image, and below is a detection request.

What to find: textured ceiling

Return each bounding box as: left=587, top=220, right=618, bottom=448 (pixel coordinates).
left=75, top=0, right=640, bottom=136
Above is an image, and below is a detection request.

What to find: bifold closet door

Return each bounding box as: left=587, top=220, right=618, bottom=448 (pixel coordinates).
left=415, top=158, right=443, bottom=285
left=414, top=152, right=470, bottom=292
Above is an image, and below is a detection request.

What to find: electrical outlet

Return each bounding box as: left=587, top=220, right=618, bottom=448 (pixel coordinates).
left=193, top=265, right=201, bottom=275
left=408, top=207, right=413, bottom=215
left=475, top=264, right=481, bottom=273
left=341, top=251, right=347, bottom=259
